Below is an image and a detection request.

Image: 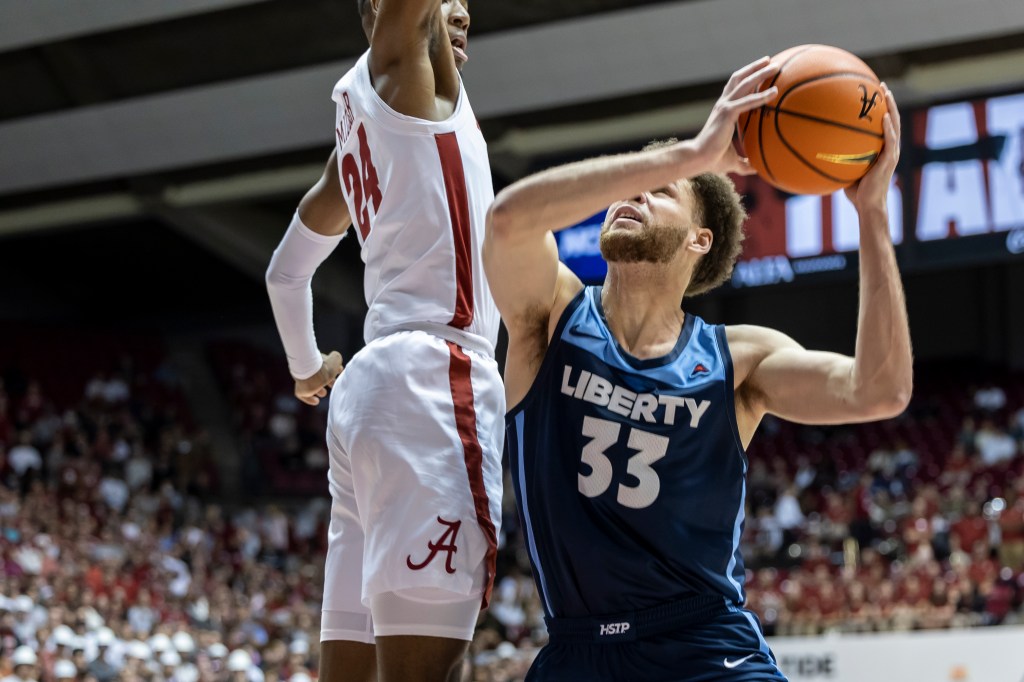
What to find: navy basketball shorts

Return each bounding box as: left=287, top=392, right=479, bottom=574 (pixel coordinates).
left=528, top=600, right=788, bottom=682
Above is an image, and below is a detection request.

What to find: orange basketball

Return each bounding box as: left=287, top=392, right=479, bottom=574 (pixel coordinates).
left=738, top=44, right=887, bottom=195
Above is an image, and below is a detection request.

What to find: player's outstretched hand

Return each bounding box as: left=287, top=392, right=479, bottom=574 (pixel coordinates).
left=844, top=84, right=900, bottom=210
left=693, top=56, right=779, bottom=176
left=295, top=351, right=344, bottom=406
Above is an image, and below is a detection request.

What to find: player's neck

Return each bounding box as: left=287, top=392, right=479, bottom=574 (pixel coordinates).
left=601, top=264, right=688, bottom=359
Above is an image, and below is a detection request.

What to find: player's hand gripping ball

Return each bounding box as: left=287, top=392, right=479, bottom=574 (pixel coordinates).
left=738, top=44, right=888, bottom=195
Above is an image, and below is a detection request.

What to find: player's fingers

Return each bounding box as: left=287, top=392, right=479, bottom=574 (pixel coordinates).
left=727, top=87, right=778, bottom=114
left=732, top=63, right=780, bottom=98
left=296, top=393, right=318, bottom=406
left=727, top=56, right=772, bottom=92
left=882, top=114, right=900, bottom=169
left=883, top=85, right=901, bottom=138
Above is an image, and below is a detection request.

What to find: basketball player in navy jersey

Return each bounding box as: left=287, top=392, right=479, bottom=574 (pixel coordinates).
left=483, top=57, right=911, bottom=680
left=266, top=1, right=504, bottom=682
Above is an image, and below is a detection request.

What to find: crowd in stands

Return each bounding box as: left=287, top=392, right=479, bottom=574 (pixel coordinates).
left=741, top=379, right=1024, bottom=636
left=2, top=334, right=1023, bottom=681
left=0, top=344, right=330, bottom=682
left=206, top=343, right=328, bottom=499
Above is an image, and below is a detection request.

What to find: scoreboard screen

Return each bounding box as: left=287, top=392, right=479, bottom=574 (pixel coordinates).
left=911, top=91, right=1024, bottom=267
left=554, top=89, right=1024, bottom=288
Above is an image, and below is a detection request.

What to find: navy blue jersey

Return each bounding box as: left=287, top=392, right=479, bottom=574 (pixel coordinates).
left=508, top=286, right=749, bottom=619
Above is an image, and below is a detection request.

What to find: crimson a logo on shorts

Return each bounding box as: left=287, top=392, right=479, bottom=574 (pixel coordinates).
left=407, top=516, right=462, bottom=574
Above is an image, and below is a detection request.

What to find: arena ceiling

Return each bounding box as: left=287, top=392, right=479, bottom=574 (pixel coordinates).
left=1, top=0, right=1024, bottom=324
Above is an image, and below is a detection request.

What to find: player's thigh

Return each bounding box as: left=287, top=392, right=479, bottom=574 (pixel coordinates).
left=332, top=333, right=503, bottom=603
left=321, top=406, right=375, bottom=645
left=375, top=635, right=468, bottom=682
left=370, top=588, right=479, bottom=681
left=319, top=640, right=376, bottom=682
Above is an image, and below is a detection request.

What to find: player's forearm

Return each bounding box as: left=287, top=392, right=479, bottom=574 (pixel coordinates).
left=266, top=277, right=321, bottom=381
left=489, top=140, right=707, bottom=240
left=850, top=205, right=913, bottom=414
left=265, top=214, right=344, bottom=380
left=375, top=0, right=442, bottom=39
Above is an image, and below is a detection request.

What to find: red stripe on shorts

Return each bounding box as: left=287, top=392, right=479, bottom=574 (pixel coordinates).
left=446, top=340, right=497, bottom=608
left=435, top=132, right=474, bottom=330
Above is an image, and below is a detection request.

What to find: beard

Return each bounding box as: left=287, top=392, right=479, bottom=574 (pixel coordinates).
left=599, top=222, right=685, bottom=264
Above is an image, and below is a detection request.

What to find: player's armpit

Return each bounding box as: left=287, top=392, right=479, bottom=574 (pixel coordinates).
left=730, top=325, right=908, bottom=431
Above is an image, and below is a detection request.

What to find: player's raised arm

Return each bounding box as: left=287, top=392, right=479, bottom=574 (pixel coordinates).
left=731, top=86, right=912, bottom=437
left=266, top=150, right=350, bottom=406
left=486, top=57, right=778, bottom=319
left=365, top=0, right=464, bottom=119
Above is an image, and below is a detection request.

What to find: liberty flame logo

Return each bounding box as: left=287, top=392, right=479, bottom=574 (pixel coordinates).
left=858, top=84, right=881, bottom=121
left=407, top=517, right=462, bottom=574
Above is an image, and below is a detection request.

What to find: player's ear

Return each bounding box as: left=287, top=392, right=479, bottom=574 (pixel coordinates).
left=688, top=226, right=713, bottom=255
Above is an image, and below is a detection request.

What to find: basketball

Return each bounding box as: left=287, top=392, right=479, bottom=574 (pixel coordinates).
left=738, top=44, right=887, bottom=195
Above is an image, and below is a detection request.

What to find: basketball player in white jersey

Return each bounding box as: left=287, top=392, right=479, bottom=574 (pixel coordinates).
left=265, top=1, right=502, bottom=681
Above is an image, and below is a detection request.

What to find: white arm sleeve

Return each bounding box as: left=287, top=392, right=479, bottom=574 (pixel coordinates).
left=265, top=213, right=346, bottom=380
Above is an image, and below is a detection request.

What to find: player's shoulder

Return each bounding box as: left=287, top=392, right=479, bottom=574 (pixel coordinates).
left=724, top=324, right=803, bottom=371
left=724, top=324, right=801, bottom=349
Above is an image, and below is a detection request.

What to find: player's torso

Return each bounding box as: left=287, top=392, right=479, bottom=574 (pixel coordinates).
left=332, top=52, right=498, bottom=351
left=508, top=287, right=749, bottom=618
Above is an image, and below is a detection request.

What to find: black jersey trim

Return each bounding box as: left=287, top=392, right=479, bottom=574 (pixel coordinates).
left=713, top=325, right=748, bottom=469
left=505, top=286, right=589, bottom=418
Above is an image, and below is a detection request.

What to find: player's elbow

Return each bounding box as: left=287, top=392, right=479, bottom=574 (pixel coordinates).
left=265, top=262, right=283, bottom=292
left=876, top=390, right=911, bottom=419
left=265, top=260, right=300, bottom=293
left=859, top=382, right=912, bottom=420
left=888, top=379, right=914, bottom=416
left=486, top=195, right=517, bottom=242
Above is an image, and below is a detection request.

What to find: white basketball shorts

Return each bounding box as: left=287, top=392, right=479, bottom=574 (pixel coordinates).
left=320, top=330, right=505, bottom=643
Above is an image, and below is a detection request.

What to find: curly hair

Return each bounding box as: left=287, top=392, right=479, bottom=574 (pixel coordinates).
left=685, top=173, right=747, bottom=296
left=641, top=139, right=747, bottom=297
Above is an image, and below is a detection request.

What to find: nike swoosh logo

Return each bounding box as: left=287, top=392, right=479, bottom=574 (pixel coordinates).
left=723, top=654, right=756, bottom=669
left=815, top=151, right=878, bottom=165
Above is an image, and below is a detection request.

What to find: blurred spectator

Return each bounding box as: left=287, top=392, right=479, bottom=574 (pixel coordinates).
left=7, top=433, right=41, bottom=479
left=774, top=485, right=805, bottom=533
left=975, top=419, right=1018, bottom=466
left=974, top=384, right=1007, bottom=413
left=3, top=646, right=38, bottom=682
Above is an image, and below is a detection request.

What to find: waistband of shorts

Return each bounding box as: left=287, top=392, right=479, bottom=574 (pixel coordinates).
left=372, top=322, right=495, bottom=358
left=544, top=594, right=729, bottom=644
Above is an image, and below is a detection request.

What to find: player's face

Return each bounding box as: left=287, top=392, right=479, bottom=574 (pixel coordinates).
left=599, top=180, right=696, bottom=264
left=442, top=0, right=471, bottom=70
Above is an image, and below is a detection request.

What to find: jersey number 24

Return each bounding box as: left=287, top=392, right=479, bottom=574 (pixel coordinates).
left=578, top=416, right=668, bottom=509
left=341, top=123, right=382, bottom=240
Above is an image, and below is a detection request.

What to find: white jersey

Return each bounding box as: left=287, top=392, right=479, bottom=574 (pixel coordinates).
left=332, top=52, right=499, bottom=355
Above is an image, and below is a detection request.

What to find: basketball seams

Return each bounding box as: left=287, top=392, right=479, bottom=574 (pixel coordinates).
left=772, top=71, right=883, bottom=190
left=772, top=109, right=852, bottom=187
left=756, top=45, right=813, bottom=183
left=774, top=71, right=883, bottom=135
left=775, top=109, right=884, bottom=139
